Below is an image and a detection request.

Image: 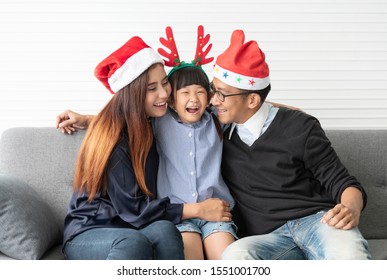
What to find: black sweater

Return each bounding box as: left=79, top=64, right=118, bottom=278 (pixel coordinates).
left=222, top=107, right=366, bottom=237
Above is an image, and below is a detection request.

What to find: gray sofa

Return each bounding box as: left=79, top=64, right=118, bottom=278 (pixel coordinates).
left=0, top=127, right=386, bottom=260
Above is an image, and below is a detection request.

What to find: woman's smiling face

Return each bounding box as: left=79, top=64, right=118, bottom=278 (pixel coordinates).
left=144, top=64, right=171, bottom=118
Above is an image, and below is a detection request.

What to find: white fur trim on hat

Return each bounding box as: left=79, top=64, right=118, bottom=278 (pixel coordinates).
left=108, top=48, right=164, bottom=93
left=213, top=64, right=270, bottom=90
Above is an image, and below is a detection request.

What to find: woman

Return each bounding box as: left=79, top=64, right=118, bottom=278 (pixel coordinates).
left=62, top=36, right=232, bottom=260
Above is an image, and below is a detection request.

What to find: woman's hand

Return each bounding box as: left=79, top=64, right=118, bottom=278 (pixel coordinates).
left=183, top=198, right=232, bottom=222
left=267, top=101, right=301, bottom=111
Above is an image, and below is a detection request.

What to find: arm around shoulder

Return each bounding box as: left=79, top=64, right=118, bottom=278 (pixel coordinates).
left=56, top=110, right=95, bottom=134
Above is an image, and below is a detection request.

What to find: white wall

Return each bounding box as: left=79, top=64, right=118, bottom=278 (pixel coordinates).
left=1, top=0, right=387, bottom=138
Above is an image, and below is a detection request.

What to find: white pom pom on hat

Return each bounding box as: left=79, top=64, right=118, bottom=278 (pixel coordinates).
left=95, top=36, right=164, bottom=94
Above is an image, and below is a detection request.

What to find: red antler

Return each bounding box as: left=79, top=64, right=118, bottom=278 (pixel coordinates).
left=194, top=25, right=214, bottom=66
left=158, top=26, right=181, bottom=67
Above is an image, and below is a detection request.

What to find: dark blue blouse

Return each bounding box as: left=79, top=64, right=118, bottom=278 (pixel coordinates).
left=62, top=135, right=183, bottom=248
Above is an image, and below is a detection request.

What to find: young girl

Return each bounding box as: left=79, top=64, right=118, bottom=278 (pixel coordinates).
left=152, top=26, right=237, bottom=260
left=62, top=35, right=231, bottom=260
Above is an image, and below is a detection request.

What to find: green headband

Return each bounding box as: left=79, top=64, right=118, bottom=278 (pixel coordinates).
left=166, top=61, right=210, bottom=82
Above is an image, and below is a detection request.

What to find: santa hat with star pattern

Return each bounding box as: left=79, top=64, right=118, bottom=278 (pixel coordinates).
left=95, top=36, right=164, bottom=94
left=213, top=30, right=270, bottom=90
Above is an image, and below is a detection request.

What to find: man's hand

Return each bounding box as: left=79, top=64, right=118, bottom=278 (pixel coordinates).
left=321, top=186, right=364, bottom=230
left=55, top=110, right=92, bottom=134
left=321, top=203, right=360, bottom=230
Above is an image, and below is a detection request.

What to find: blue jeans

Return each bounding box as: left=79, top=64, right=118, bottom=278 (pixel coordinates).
left=222, top=211, right=371, bottom=260
left=63, top=220, right=184, bottom=260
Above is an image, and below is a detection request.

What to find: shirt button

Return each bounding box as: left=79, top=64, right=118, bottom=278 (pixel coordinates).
left=188, top=132, right=192, bottom=137
left=189, top=151, right=193, bottom=156
left=190, top=171, right=194, bottom=176
left=192, top=193, right=196, bottom=197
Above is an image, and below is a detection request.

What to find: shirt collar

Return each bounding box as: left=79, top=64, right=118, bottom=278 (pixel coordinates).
left=229, top=102, right=270, bottom=140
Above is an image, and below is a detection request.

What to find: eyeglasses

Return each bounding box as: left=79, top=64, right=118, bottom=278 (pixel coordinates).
left=210, top=83, right=252, bottom=102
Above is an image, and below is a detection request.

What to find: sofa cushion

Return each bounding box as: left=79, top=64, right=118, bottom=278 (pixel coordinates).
left=0, top=127, right=85, bottom=232
left=367, top=239, right=387, bottom=260
left=0, top=174, right=61, bottom=259
left=326, top=130, right=387, bottom=240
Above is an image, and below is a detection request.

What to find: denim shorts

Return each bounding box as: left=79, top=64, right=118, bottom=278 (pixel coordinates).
left=176, top=218, right=238, bottom=240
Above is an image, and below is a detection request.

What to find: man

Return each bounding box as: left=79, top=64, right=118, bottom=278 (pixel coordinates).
left=210, top=29, right=370, bottom=260
left=56, top=29, right=371, bottom=260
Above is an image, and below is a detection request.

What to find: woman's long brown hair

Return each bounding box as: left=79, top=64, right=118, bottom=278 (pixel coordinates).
left=73, top=65, right=156, bottom=201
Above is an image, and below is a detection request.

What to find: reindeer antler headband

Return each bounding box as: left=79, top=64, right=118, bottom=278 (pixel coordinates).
left=158, top=25, right=214, bottom=78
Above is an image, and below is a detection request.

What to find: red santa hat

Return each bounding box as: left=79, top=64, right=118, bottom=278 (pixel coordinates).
left=95, top=36, right=164, bottom=94
left=213, top=30, right=270, bottom=90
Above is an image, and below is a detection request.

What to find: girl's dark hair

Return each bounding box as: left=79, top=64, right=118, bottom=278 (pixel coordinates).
left=168, top=66, right=223, bottom=140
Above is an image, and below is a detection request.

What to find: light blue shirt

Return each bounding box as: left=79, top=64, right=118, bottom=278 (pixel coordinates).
left=153, top=108, right=234, bottom=207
